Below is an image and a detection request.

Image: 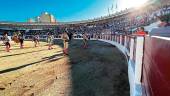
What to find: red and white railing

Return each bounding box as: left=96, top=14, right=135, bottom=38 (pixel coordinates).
left=97, top=33, right=170, bottom=96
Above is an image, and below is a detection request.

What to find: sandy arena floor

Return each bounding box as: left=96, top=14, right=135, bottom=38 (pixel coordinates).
left=0, top=40, right=129, bottom=96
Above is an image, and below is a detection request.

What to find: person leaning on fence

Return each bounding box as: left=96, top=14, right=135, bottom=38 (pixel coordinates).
left=62, top=31, right=69, bottom=55
left=3, top=32, right=10, bottom=52
left=83, top=32, right=88, bottom=49
left=47, top=33, right=54, bottom=50
left=133, top=27, right=148, bottom=36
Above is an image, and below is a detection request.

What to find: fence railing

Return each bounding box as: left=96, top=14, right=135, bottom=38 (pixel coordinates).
left=98, top=33, right=170, bottom=96
left=93, top=33, right=145, bottom=96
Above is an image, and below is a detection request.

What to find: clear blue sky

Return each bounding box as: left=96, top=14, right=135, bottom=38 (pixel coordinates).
left=0, top=0, right=119, bottom=22
left=0, top=0, right=152, bottom=22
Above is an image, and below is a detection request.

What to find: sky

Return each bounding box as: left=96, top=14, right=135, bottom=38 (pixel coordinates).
left=0, top=0, right=149, bottom=22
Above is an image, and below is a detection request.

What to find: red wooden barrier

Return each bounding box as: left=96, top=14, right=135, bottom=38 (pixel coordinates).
left=142, top=37, right=170, bottom=96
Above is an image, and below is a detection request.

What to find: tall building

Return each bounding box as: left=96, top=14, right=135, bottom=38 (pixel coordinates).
left=39, top=12, right=56, bottom=23
left=27, top=18, right=35, bottom=22
left=35, top=16, right=41, bottom=22
left=50, top=14, right=56, bottom=23
left=28, top=12, right=57, bottom=23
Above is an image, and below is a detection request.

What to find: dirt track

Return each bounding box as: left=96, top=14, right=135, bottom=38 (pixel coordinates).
left=0, top=40, right=129, bottom=96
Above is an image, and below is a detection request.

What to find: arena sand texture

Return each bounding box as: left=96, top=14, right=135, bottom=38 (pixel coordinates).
left=0, top=40, right=129, bottom=96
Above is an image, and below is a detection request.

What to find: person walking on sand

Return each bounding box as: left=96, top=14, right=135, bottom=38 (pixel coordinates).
left=12, top=32, right=20, bottom=43
left=68, top=32, right=73, bottom=42
left=32, top=34, right=39, bottom=47
left=36, top=34, right=40, bottom=45
left=18, top=33, right=24, bottom=49
left=3, top=32, right=11, bottom=52
left=62, top=31, right=69, bottom=55
left=83, top=32, right=88, bottom=48
left=47, top=33, right=54, bottom=50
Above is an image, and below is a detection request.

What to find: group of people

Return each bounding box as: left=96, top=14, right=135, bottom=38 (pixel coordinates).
left=1, top=30, right=89, bottom=57
left=1, top=32, right=24, bottom=52
left=21, top=4, right=170, bottom=42
left=1, top=32, right=40, bottom=52
left=13, top=33, right=24, bottom=48
left=61, top=31, right=88, bottom=55
left=4, top=4, right=169, bottom=53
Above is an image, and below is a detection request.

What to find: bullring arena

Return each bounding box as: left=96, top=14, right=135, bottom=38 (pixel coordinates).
left=0, top=0, right=170, bottom=96
left=0, top=40, right=129, bottom=96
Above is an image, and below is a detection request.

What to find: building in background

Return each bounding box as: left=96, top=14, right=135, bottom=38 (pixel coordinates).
left=27, top=18, right=35, bottom=23
left=35, top=16, right=41, bottom=22
left=28, top=12, right=57, bottom=23
left=39, top=12, right=56, bottom=23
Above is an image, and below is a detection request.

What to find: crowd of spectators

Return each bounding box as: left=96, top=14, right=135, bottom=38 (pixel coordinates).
left=2, top=3, right=170, bottom=39
left=62, top=4, right=170, bottom=36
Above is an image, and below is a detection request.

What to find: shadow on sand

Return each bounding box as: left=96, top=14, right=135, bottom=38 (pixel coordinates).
left=54, top=39, right=130, bottom=96
left=0, top=40, right=130, bottom=96
left=0, top=47, right=59, bottom=58
left=0, top=53, right=63, bottom=74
